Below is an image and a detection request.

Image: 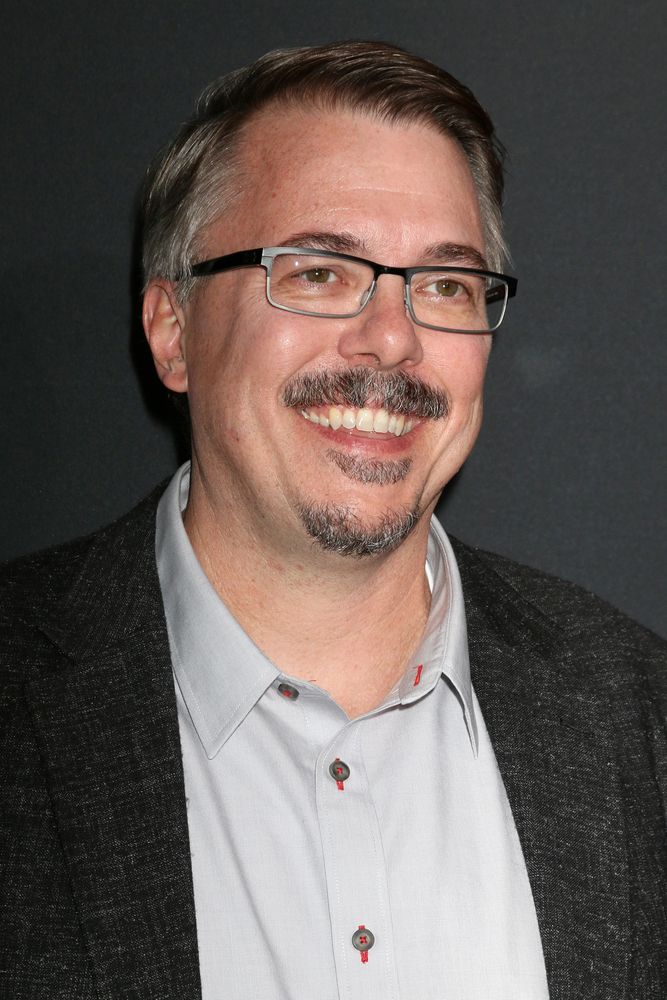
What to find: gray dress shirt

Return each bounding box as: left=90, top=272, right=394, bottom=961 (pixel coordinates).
left=156, top=463, right=549, bottom=999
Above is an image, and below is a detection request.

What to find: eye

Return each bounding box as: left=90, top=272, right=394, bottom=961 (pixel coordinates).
left=300, top=267, right=337, bottom=284
left=425, top=277, right=467, bottom=298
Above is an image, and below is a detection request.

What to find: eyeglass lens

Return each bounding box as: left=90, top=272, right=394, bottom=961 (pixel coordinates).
left=267, top=251, right=507, bottom=332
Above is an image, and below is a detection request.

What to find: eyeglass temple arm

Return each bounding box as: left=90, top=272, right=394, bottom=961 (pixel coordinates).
left=485, top=276, right=518, bottom=304
left=190, top=248, right=264, bottom=277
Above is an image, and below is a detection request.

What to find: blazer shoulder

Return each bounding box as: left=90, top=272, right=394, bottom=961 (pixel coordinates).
left=0, top=482, right=168, bottom=668
left=2, top=484, right=161, bottom=599
left=450, top=535, right=667, bottom=714
left=451, top=535, right=666, bottom=645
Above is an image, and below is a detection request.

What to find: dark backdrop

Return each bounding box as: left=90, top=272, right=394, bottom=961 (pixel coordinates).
left=3, top=1, right=666, bottom=637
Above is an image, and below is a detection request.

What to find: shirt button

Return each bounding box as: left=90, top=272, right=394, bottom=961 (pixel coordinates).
left=352, top=926, right=375, bottom=952
left=277, top=682, right=299, bottom=701
left=328, top=759, right=351, bottom=783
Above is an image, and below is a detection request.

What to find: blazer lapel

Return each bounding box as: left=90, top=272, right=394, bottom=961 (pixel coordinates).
left=453, top=539, right=631, bottom=1000
left=25, top=494, right=201, bottom=1000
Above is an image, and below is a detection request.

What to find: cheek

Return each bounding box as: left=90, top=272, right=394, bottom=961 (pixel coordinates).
left=427, top=341, right=490, bottom=476
left=184, top=293, right=331, bottom=427
left=432, top=335, right=491, bottom=409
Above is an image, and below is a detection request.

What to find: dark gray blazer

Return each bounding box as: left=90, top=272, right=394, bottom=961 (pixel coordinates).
left=1, top=487, right=665, bottom=999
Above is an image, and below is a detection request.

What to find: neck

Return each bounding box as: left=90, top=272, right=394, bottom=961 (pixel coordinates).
left=183, top=466, right=433, bottom=717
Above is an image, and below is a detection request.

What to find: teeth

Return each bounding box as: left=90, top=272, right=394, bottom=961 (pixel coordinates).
left=300, top=406, right=416, bottom=436
left=329, top=407, right=343, bottom=430
left=355, top=408, right=374, bottom=431
left=373, top=409, right=389, bottom=433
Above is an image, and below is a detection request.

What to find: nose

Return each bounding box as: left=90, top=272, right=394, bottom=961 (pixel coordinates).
left=337, top=275, right=424, bottom=371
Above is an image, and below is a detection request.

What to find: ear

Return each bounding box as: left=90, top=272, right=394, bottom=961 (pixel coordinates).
left=142, top=281, right=189, bottom=392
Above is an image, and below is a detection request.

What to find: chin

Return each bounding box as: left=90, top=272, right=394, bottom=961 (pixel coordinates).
left=295, top=496, right=424, bottom=558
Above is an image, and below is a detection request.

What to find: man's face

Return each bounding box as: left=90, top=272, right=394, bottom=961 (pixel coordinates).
left=154, top=107, right=491, bottom=560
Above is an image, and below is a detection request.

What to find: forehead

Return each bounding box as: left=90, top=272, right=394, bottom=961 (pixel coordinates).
left=206, top=106, right=484, bottom=261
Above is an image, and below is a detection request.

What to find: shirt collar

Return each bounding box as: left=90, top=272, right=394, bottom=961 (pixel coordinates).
left=156, top=465, right=279, bottom=759
left=156, top=463, right=478, bottom=758
left=395, top=517, right=478, bottom=754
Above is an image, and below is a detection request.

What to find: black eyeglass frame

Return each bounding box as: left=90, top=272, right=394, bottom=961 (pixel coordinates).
left=188, top=246, right=518, bottom=334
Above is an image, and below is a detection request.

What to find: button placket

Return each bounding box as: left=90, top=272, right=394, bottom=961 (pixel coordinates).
left=316, top=724, right=399, bottom=998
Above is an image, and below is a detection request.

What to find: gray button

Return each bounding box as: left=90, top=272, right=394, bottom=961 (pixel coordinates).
left=329, top=759, right=350, bottom=783
left=278, top=682, right=299, bottom=701
left=352, top=926, right=375, bottom=952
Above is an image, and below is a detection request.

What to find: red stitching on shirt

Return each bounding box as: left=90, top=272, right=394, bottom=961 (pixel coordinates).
left=413, top=664, right=423, bottom=686
left=359, top=926, right=369, bottom=963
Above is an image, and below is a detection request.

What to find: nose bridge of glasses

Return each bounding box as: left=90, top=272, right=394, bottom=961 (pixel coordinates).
left=363, top=268, right=411, bottom=317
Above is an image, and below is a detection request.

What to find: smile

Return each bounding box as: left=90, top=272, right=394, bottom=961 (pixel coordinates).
left=300, top=405, right=416, bottom=436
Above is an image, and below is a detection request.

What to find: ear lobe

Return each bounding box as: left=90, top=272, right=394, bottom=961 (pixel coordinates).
left=142, top=282, right=189, bottom=392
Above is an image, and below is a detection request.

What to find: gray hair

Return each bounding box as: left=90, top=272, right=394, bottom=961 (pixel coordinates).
left=141, top=41, right=508, bottom=303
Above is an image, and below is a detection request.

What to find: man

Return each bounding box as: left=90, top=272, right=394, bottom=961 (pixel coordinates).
left=1, top=41, right=664, bottom=1000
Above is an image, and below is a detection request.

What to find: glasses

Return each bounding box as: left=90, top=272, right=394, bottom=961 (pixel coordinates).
left=189, top=246, right=518, bottom=333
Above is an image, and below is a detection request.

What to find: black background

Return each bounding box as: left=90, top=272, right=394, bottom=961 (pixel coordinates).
left=3, top=1, right=666, bottom=636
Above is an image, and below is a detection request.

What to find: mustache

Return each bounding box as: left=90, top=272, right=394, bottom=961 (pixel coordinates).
left=282, top=366, right=449, bottom=420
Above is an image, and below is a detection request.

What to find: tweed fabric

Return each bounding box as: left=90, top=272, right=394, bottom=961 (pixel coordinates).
left=0, top=488, right=201, bottom=1000
left=454, top=539, right=667, bottom=998
left=0, top=486, right=665, bottom=999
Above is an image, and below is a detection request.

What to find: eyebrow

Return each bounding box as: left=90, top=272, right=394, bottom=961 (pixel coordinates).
left=423, top=242, right=488, bottom=269
left=279, top=231, right=365, bottom=254
left=278, top=231, right=488, bottom=269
